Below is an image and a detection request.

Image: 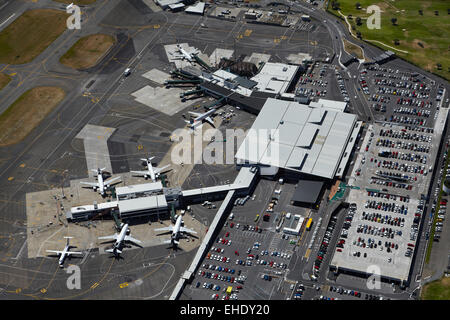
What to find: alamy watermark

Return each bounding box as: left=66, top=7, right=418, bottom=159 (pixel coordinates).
left=66, top=265, right=81, bottom=290
left=169, top=128, right=280, bottom=166
left=66, top=4, right=81, bottom=30
left=366, top=5, right=381, bottom=30
left=366, top=264, right=381, bottom=290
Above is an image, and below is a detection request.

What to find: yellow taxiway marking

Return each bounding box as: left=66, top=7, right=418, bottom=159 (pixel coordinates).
left=244, top=29, right=252, bottom=37
left=40, top=288, right=47, bottom=293
left=9, top=72, right=16, bottom=76
left=153, top=24, right=160, bottom=29
left=19, top=163, right=26, bottom=168
left=90, top=282, right=99, bottom=289
left=119, top=282, right=129, bottom=289
left=15, top=288, right=21, bottom=293
left=137, top=144, right=144, bottom=151
left=8, top=177, right=14, bottom=181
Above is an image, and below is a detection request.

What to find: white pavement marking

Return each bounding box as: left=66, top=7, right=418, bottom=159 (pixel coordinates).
left=0, top=13, right=14, bottom=29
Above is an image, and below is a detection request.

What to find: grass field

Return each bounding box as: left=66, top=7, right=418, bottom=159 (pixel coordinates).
left=0, top=9, right=69, bottom=65
left=59, top=34, right=116, bottom=70
left=0, top=87, right=65, bottom=146
left=422, top=277, right=450, bottom=300
left=327, top=0, right=450, bottom=80
left=0, top=73, right=11, bottom=91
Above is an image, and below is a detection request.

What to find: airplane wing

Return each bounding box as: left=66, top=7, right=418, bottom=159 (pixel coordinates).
left=98, top=234, right=118, bottom=241
left=154, top=164, right=171, bottom=174
left=46, top=250, right=63, bottom=255
left=104, top=176, right=121, bottom=186
left=180, top=227, right=197, bottom=234
left=205, top=116, right=215, bottom=127
left=66, top=251, right=83, bottom=255
left=188, top=111, right=202, bottom=117
left=130, top=170, right=149, bottom=176
left=124, top=235, right=142, bottom=244
left=154, top=226, right=173, bottom=232
left=80, top=181, right=99, bottom=187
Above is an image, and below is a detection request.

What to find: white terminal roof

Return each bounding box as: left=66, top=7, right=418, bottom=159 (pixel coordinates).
left=185, top=2, right=205, bottom=14
left=116, top=181, right=163, bottom=196
left=235, top=98, right=357, bottom=179
left=156, top=0, right=182, bottom=7
left=310, top=98, right=348, bottom=113
left=250, top=62, right=299, bottom=94
left=118, top=195, right=167, bottom=214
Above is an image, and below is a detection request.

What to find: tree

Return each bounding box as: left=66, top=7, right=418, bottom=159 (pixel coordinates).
left=355, top=2, right=361, bottom=10
left=356, top=16, right=362, bottom=26
left=418, top=9, right=423, bottom=15
left=356, top=31, right=362, bottom=39
left=331, top=1, right=340, bottom=10
left=394, top=39, right=400, bottom=45
left=391, top=17, right=397, bottom=25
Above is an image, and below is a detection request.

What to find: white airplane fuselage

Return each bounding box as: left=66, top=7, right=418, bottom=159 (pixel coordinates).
left=97, top=172, right=105, bottom=194
left=115, top=223, right=129, bottom=248
left=144, top=159, right=156, bottom=181
left=172, top=216, right=183, bottom=240
left=188, top=108, right=216, bottom=129
left=58, top=245, right=70, bottom=267
left=178, top=47, right=195, bottom=62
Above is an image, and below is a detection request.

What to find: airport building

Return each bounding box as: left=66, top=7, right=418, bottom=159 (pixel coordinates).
left=235, top=98, right=361, bottom=179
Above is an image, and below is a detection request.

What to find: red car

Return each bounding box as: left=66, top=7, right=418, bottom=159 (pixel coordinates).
left=234, top=250, right=239, bottom=256
left=225, top=232, right=230, bottom=237
left=230, top=223, right=234, bottom=228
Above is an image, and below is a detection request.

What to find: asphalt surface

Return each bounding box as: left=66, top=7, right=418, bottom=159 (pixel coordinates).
left=0, top=0, right=448, bottom=301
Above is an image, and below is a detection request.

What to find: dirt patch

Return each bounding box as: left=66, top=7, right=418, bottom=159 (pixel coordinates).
left=60, top=34, right=116, bottom=70
left=0, top=87, right=65, bottom=146
left=412, top=39, right=430, bottom=49
left=343, top=38, right=364, bottom=59
left=0, top=9, right=69, bottom=65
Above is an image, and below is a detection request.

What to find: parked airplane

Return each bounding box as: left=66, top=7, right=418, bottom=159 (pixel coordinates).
left=185, top=108, right=217, bottom=130
left=46, top=237, right=83, bottom=268
left=171, top=44, right=197, bottom=62
left=155, top=215, right=197, bottom=246
left=131, top=156, right=170, bottom=182
left=80, top=168, right=121, bottom=197
left=98, top=223, right=142, bottom=256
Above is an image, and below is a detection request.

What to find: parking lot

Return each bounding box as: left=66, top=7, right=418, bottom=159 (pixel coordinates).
left=295, top=62, right=349, bottom=102
left=357, top=65, right=446, bottom=126
left=329, top=117, right=446, bottom=283
left=185, top=178, right=313, bottom=300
